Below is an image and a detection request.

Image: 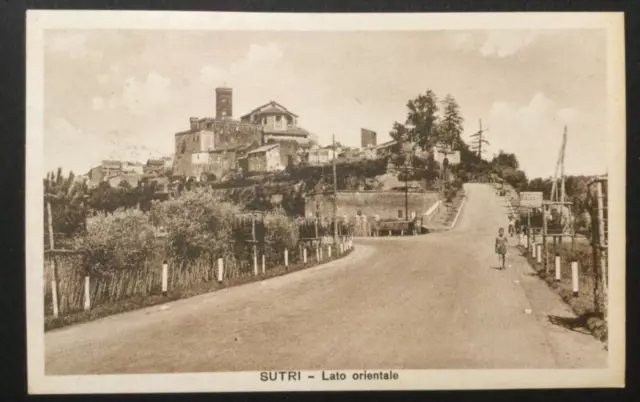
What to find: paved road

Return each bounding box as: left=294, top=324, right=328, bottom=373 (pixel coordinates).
left=45, top=183, right=606, bottom=374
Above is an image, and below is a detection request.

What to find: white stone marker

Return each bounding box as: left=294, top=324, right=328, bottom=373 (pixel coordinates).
left=216, top=258, right=224, bottom=282
left=162, top=261, right=168, bottom=295
left=84, top=276, right=91, bottom=311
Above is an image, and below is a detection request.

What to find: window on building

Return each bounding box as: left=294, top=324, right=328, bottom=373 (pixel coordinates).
left=262, top=117, right=266, bottom=125
left=276, top=115, right=281, bottom=122
left=398, top=209, right=403, bottom=218
left=181, top=142, right=186, bottom=154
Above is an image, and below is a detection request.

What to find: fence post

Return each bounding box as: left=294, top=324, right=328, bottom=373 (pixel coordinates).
left=253, top=245, right=258, bottom=275
left=84, top=275, right=91, bottom=311
left=162, top=260, right=168, bottom=296
left=217, top=258, right=224, bottom=282
left=284, top=248, right=289, bottom=268
left=261, top=253, right=265, bottom=274
left=532, top=242, right=537, bottom=259
left=316, top=244, right=320, bottom=262
left=328, top=244, right=332, bottom=258
left=571, top=260, right=579, bottom=296
left=51, top=277, right=59, bottom=318
left=303, top=246, right=307, bottom=264
left=536, top=244, right=542, bottom=264
left=555, top=253, right=561, bottom=281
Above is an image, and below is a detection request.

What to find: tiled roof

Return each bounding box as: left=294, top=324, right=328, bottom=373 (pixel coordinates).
left=263, top=127, right=310, bottom=137
left=240, top=101, right=298, bottom=119
left=247, top=143, right=279, bottom=155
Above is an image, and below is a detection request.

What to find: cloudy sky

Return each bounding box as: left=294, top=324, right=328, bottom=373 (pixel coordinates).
left=43, top=28, right=607, bottom=178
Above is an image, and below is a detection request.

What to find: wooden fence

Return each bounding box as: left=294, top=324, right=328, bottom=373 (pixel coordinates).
left=44, top=229, right=354, bottom=318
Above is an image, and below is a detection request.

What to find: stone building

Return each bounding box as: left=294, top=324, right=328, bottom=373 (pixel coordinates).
left=173, top=87, right=262, bottom=180
left=240, top=100, right=316, bottom=167
left=361, top=128, right=377, bottom=148
left=173, top=88, right=319, bottom=179
left=246, top=143, right=283, bottom=173
left=88, top=160, right=141, bottom=187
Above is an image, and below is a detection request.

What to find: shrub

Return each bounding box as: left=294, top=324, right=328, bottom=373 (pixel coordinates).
left=263, top=213, right=300, bottom=263
left=150, top=188, right=240, bottom=261
left=73, top=208, right=157, bottom=274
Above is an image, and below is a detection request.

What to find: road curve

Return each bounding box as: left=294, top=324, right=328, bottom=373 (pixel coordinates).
left=45, top=183, right=606, bottom=374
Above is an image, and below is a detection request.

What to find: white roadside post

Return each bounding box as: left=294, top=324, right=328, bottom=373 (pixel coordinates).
left=571, top=261, right=579, bottom=297
left=51, top=278, right=59, bottom=317
left=303, top=247, right=307, bottom=264
left=216, top=258, right=224, bottom=282
left=328, top=244, right=332, bottom=258
left=319, top=244, right=323, bottom=261
left=253, top=246, right=258, bottom=276
left=162, top=260, right=168, bottom=296
left=532, top=242, right=537, bottom=259
left=316, top=244, right=320, bottom=262
left=261, top=253, right=266, bottom=274
left=555, top=254, right=561, bottom=281
left=284, top=248, right=289, bottom=268
left=536, top=244, right=542, bottom=263
left=83, top=275, right=91, bottom=311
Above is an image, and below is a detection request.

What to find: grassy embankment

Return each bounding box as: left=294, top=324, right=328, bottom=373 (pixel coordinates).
left=519, top=240, right=607, bottom=343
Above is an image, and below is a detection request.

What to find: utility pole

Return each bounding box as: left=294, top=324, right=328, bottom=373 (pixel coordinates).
left=332, top=134, right=338, bottom=244
left=470, top=119, right=489, bottom=159
left=551, top=126, right=568, bottom=203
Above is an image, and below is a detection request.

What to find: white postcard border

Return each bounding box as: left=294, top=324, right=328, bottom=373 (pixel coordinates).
left=26, top=10, right=626, bottom=394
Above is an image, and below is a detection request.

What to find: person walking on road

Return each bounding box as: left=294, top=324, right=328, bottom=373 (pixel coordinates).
left=508, top=215, right=515, bottom=237
left=495, top=228, right=508, bottom=270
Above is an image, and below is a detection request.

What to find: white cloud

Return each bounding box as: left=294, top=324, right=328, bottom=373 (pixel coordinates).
left=121, top=71, right=172, bottom=114
left=47, top=32, right=102, bottom=59
left=199, top=42, right=286, bottom=88
left=480, top=31, right=537, bottom=58
left=45, top=117, right=102, bottom=173
left=92, top=97, right=104, bottom=110
left=449, top=32, right=478, bottom=52
left=484, top=92, right=580, bottom=178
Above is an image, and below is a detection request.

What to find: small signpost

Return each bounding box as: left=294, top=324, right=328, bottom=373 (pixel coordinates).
left=519, top=191, right=544, bottom=258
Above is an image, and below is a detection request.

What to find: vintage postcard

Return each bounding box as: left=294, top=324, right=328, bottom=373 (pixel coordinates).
left=26, top=11, right=625, bottom=393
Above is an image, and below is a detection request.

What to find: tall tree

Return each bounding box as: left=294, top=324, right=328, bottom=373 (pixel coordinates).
left=43, top=169, right=88, bottom=248
left=438, top=94, right=464, bottom=149
left=390, top=90, right=440, bottom=151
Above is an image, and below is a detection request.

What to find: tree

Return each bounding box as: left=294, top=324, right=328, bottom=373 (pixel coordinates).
left=389, top=90, right=440, bottom=151
left=491, top=150, right=519, bottom=170
left=43, top=168, right=88, bottom=248
left=439, top=94, right=464, bottom=149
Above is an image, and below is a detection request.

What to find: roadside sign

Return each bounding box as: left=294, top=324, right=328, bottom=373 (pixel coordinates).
left=434, top=149, right=460, bottom=165
left=520, top=192, right=543, bottom=208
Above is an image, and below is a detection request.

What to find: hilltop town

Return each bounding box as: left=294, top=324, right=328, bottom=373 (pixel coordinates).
left=84, top=86, right=404, bottom=189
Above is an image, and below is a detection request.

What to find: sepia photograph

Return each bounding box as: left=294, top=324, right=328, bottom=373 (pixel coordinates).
left=25, top=11, right=625, bottom=393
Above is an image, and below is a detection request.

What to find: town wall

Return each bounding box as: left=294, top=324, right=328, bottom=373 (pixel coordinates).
left=305, top=190, right=441, bottom=221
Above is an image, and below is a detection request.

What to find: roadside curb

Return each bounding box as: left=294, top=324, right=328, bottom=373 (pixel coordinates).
left=517, top=245, right=608, bottom=344
left=449, top=195, right=466, bottom=229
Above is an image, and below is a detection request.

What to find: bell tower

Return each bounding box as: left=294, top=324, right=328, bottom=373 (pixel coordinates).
left=216, top=87, right=233, bottom=119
